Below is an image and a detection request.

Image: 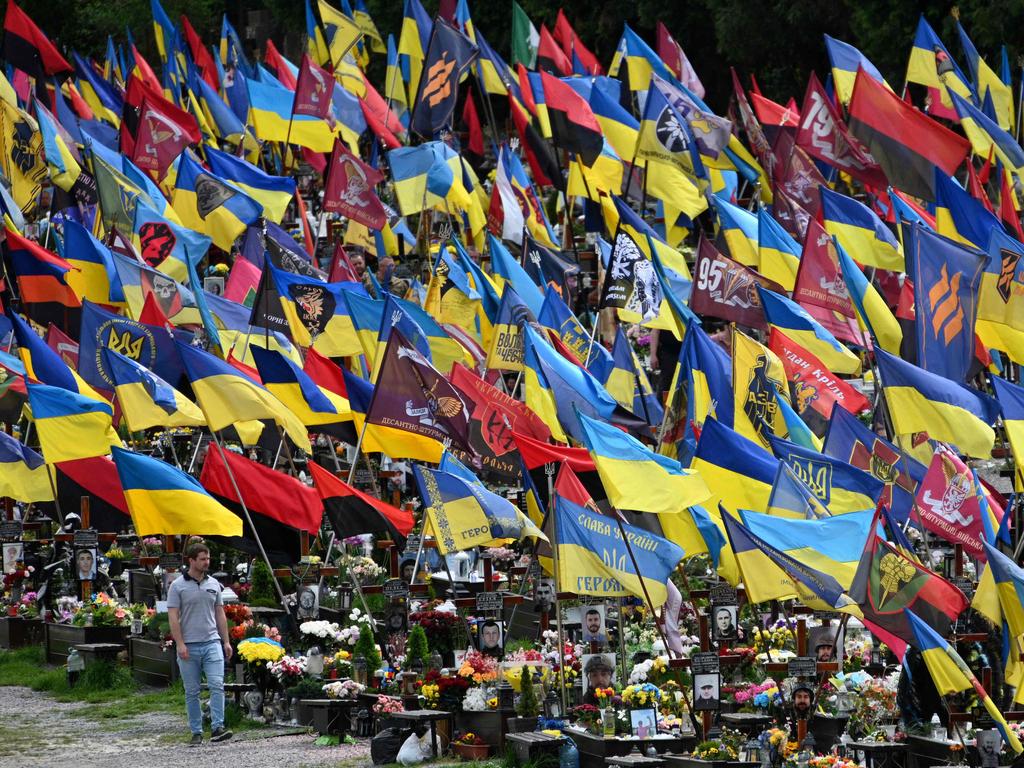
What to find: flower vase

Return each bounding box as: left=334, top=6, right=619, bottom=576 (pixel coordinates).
left=602, top=708, right=616, bottom=738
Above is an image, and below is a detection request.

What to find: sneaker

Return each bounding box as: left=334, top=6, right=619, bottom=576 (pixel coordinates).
left=189, top=734, right=203, bottom=747
left=211, top=727, right=233, bottom=743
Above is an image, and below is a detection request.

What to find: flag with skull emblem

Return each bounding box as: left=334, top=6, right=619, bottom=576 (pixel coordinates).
left=599, top=228, right=663, bottom=323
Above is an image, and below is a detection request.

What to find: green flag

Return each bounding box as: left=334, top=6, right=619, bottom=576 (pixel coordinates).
left=511, top=1, right=539, bottom=68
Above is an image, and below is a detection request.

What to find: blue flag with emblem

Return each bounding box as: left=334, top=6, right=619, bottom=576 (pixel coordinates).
left=905, top=223, right=986, bottom=384
left=765, top=433, right=883, bottom=514
left=78, top=300, right=183, bottom=391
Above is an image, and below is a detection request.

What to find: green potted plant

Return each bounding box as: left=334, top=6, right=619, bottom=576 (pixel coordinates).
left=248, top=560, right=278, bottom=608
left=353, top=623, right=382, bottom=681
left=452, top=731, right=491, bottom=760
left=509, top=664, right=540, bottom=733
left=404, top=624, right=430, bottom=671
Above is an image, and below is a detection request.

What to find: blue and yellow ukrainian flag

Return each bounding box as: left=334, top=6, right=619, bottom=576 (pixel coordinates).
left=171, top=150, right=261, bottom=251
left=957, top=21, right=1014, bottom=130
left=906, top=15, right=975, bottom=109
left=757, top=208, right=801, bottom=291
left=536, top=285, right=594, bottom=366
left=933, top=167, right=1003, bottom=249
left=766, top=461, right=830, bottom=519
left=387, top=142, right=484, bottom=234
left=823, top=34, right=890, bottom=105
left=397, top=0, right=432, bottom=104
left=577, top=409, right=709, bottom=515
left=554, top=493, right=683, bottom=607
left=522, top=325, right=620, bottom=445
left=380, top=292, right=468, bottom=376
left=949, top=90, right=1024, bottom=174
left=414, top=463, right=543, bottom=554
left=740, top=508, right=874, bottom=588
left=342, top=286, right=386, bottom=364
left=112, top=446, right=242, bottom=536
left=604, top=327, right=663, bottom=428
left=692, top=417, right=777, bottom=512
left=758, top=287, right=862, bottom=375
left=977, top=229, right=1024, bottom=366
left=266, top=261, right=363, bottom=357
left=245, top=74, right=336, bottom=152
left=488, top=233, right=544, bottom=317
left=820, top=186, right=903, bottom=272
left=26, top=381, right=121, bottom=464
left=876, top=347, right=999, bottom=458
left=835, top=238, right=902, bottom=354
left=608, top=24, right=677, bottom=95
left=61, top=219, right=123, bottom=306
left=132, top=201, right=212, bottom=283
left=722, top=507, right=860, bottom=612
left=668, top=318, right=733, bottom=462
left=206, top=146, right=296, bottom=223
left=177, top=340, right=312, bottom=452
left=589, top=82, right=638, bottom=162
left=766, top=433, right=883, bottom=514
left=974, top=541, right=1024, bottom=638
left=991, top=376, right=1024, bottom=487
left=11, top=311, right=103, bottom=401
left=713, top=194, right=759, bottom=267
left=35, top=101, right=80, bottom=192
left=251, top=345, right=350, bottom=427
left=773, top=385, right=822, bottom=451
left=103, top=348, right=205, bottom=433
left=0, top=431, right=53, bottom=502
left=906, top=610, right=1022, bottom=753
left=73, top=51, right=122, bottom=125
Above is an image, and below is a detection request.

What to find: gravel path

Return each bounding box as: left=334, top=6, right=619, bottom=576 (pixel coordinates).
left=0, top=686, right=371, bottom=768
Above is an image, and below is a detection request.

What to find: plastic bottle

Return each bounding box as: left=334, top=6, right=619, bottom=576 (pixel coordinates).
left=930, top=713, right=943, bottom=739
left=66, top=648, right=84, bottom=687
left=559, top=737, right=579, bottom=768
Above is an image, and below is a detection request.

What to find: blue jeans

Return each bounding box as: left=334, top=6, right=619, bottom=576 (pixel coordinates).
left=177, top=640, right=225, bottom=734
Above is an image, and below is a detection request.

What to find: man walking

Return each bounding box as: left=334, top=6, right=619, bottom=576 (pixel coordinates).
left=168, top=542, right=233, bottom=745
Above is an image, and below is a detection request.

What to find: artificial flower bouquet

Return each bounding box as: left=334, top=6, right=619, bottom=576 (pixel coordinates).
left=322, top=679, right=364, bottom=699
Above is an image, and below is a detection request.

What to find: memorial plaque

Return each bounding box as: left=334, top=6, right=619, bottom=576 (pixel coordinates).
left=383, top=578, right=409, bottom=599
left=0, top=521, right=22, bottom=540
left=710, top=584, right=738, bottom=605
left=788, top=656, right=817, bottom=678
left=475, top=591, right=504, bottom=613
left=73, top=529, right=99, bottom=548
left=952, top=577, right=974, bottom=598
left=403, top=536, right=421, bottom=558
left=690, top=651, right=720, bottom=674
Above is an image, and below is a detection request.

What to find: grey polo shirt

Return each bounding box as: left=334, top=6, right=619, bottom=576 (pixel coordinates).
left=167, top=573, right=223, bottom=644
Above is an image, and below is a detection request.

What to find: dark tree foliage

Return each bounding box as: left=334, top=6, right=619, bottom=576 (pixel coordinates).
left=12, top=0, right=1024, bottom=114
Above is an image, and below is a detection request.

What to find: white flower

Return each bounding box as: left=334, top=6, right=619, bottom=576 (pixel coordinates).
left=300, top=620, right=344, bottom=642
left=463, top=687, right=490, bottom=711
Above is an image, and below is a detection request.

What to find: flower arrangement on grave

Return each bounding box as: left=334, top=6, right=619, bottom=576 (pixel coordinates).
left=693, top=740, right=739, bottom=761
left=134, top=537, right=163, bottom=558
left=409, top=606, right=460, bottom=655
left=570, top=703, right=602, bottom=731
left=807, top=755, right=862, bottom=768
left=459, top=649, right=499, bottom=684
left=70, top=592, right=136, bottom=627
left=3, top=561, right=33, bottom=592
left=760, top=727, right=797, bottom=765
left=373, top=695, right=405, bottom=715
left=268, top=655, right=307, bottom=688
left=728, top=678, right=782, bottom=712
left=12, top=591, right=39, bottom=619
left=845, top=673, right=899, bottom=738
left=322, top=679, right=364, bottom=699
left=593, top=686, right=615, bottom=707
left=323, top=649, right=352, bottom=679
left=420, top=679, right=441, bottom=708
left=483, top=547, right=516, bottom=568
left=461, top=685, right=490, bottom=711
left=628, top=655, right=670, bottom=685
left=751, top=619, right=797, bottom=660
left=299, top=620, right=344, bottom=645
left=230, top=616, right=280, bottom=644
left=339, top=554, right=384, bottom=584
left=622, top=682, right=663, bottom=708
left=237, top=637, right=285, bottom=666
left=452, top=731, right=487, bottom=746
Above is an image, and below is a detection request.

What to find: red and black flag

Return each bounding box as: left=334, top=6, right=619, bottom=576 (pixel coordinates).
left=2, top=2, right=71, bottom=80
left=539, top=70, right=604, bottom=167
left=512, top=431, right=607, bottom=513
left=309, top=461, right=413, bottom=543
left=537, top=23, right=571, bottom=76
left=552, top=10, right=602, bottom=76
left=4, top=224, right=80, bottom=307
left=410, top=18, right=478, bottom=138
left=847, top=66, right=970, bottom=200
left=46, top=457, right=132, bottom=533
left=508, top=88, right=562, bottom=189
left=200, top=448, right=323, bottom=565
left=849, top=528, right=969, bottom=658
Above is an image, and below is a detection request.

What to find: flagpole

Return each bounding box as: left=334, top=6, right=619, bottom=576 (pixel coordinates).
left=611, top=511, right=675, bottom=659
left=1016, top=59, right=1024, bottom=145
left=346, top=420, right=369, bottom=484
left=548, top=480, right=570, bottom=716
left=208, top=432, right=289, bottom=606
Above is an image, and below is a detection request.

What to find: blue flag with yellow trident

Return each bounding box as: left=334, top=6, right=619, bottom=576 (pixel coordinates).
left=78, top=300, right=183, bottom=392
left=554, top=494, right=683, bottom=607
